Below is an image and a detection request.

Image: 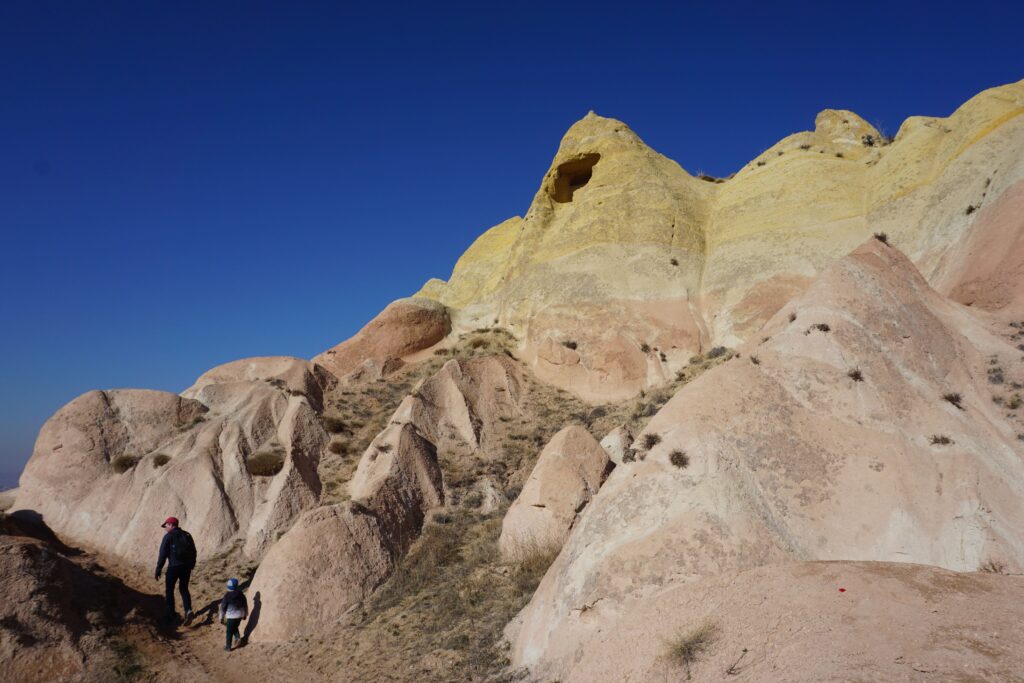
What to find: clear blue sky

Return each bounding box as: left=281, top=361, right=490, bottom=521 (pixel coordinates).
left=1, top=1, right=1021, bottom=488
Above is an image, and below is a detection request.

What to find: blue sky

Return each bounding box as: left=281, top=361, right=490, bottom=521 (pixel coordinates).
left=1, top=1, right=1022, bottom=488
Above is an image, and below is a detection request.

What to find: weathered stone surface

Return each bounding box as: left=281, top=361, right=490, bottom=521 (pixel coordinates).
left=13, top=359, right=330, bottom=565
left=512, top=239, right=1024, bottom=672
left=498, top=426, right=611, bottom=560
left=349, top=422, right=445, bottom=554
left=246, top=502, right=394, bottom=642
left=314, top=298, right=451, bottom=381
left=517, top=561, right=1024, bottom=683
left=416, top=80, right=1024, bottom=401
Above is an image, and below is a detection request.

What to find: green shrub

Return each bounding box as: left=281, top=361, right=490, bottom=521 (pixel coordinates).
left=848, top=368, right=864, bottom=382
left=929, top=435, right=953, bottom=446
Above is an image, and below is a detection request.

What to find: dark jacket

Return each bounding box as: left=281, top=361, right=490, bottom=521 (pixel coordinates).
left=156, top=527, right=196, bottom=573
left=219, top=589, right=249, bottom=620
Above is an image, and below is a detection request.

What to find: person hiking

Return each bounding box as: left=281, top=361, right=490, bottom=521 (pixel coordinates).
left=219, top=578, right=249, bottom=651
left=155, top=516, right=196, bottom=623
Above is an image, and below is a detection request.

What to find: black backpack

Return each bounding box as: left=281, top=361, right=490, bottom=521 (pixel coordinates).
left=171, top=529, right=197, bottom=567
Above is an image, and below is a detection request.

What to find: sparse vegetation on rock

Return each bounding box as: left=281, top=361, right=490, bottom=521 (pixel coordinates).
left=111, top=455, right=140, bottom=473
left=665, top=620, right=719, bottom=680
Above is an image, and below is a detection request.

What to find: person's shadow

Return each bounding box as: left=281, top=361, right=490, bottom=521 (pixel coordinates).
left=239, top=592, right=261, bottom=646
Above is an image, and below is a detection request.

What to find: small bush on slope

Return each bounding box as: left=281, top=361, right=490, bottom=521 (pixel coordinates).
left=665, top=620, right=719, bottom=680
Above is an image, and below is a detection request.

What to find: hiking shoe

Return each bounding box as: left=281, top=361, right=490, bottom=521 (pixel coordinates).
left=184, top=610, right=194, bottom=624
left=224, top=645, right=231, bottom=651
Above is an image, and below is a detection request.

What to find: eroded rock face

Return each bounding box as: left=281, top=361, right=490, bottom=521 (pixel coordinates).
left=512, top=239, right=1024, bottom=672
left=519, top=561, right=1024, bottom=683
left=13, top=357, right=330, bottom=565
left=349, top=422, right=445, bottom=554
left=0, top=521, right=135, bottom=683
left=498, top=426, right=612, bottom=560
left=246, top=502, right=394, bottom=642
left=416, top=80, right=1024, bottom=401
left=313, top=298, right=451, bottom=381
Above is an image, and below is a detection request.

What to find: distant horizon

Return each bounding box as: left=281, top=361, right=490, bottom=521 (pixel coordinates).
left=3, top=1, right=1023, bottom=487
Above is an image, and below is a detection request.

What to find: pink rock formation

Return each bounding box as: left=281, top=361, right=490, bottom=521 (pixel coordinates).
left=517, top=561, right=1024, bottom=682
left=313, top=298, right=451, bottom=381
left=512, top=239, right=1024, bottom=674
left=498, top=426, right=612, bottom=560
left=245, top=502, right=395, bottom=641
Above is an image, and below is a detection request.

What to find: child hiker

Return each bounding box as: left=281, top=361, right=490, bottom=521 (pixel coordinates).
left=218, top=578, right=249, bottom=651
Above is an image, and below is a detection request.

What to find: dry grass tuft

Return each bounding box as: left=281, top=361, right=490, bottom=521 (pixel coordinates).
left=641, top=433, right=662, bottom=450
left=665, top=620, right=719, bottom=679
left=669, top=450, right=690, bottom=469
left=111, top=455, right=140, bottom=474
left=246, top=448, right=285, bottom=476
left=942, top=392, right=964, bottom=410
left=980, top=558, right=1006, bottom=574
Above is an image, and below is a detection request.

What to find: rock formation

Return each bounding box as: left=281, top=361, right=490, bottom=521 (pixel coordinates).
left=8, top=78, right=1024, bottom=681
left=498, top=426, right=612, bottom=560
left=417, top=80, right=1024, bottom=401
left=510, top=238, right=1024, bottom=674
left=12, top=357, right=329, bottom=565
left=515, top=560, right=1024, bottom=682
left=244, top=502, right=395, bottom=642
left=314, top=298, right=451, bottom=382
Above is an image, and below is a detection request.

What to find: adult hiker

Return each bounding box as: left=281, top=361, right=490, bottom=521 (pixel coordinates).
left=155, top=516, right=197, bottom=623
left=218, top=577, right=249, bottom=651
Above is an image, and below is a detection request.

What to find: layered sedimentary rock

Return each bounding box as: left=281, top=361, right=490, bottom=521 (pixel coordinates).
left=416, top=80, right=1024, bottom=401
left=498, top=426, right=612, bottom=560
left=13, top=357, right=329, bottom=565
left=511, top=239, right=1024, bottom=674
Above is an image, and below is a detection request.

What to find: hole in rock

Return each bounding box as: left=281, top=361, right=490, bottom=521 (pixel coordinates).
left=551, top=153, right=600, bottom=203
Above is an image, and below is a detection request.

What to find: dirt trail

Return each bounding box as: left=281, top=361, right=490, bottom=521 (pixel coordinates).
left=79, top=548, right=320, bottom=683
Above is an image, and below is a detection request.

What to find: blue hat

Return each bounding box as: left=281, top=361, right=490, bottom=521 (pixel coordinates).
left=226, top=578, right=239, bottom=590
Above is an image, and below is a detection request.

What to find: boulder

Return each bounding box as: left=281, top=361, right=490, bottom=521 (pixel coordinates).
left=246, top=502, right=394, bottom=641
left=498, top=426, right=612, bottom=560
left=598, top=426, right=634, bottom=466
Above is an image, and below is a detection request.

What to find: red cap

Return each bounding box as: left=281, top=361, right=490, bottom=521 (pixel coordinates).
left=161, top=517, right=179, bottom=528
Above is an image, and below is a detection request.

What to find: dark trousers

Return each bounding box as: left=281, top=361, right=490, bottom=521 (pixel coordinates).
left=225, top=618, right=242, bottom=649
left=165, top=565, right=192, bottom=616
